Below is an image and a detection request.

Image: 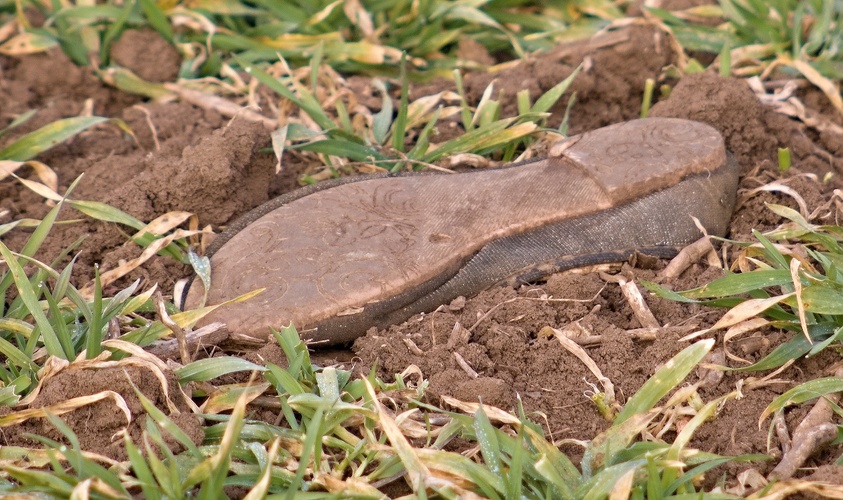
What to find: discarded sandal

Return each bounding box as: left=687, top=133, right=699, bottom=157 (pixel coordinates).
left=183, top=118, right=739, bottom=344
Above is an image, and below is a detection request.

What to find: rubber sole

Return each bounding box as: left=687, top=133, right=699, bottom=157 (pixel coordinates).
left=183, top=118, right=738, bottom=344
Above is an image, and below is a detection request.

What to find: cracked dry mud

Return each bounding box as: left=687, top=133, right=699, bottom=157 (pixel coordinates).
left=2, top=21, right=843, bottom=487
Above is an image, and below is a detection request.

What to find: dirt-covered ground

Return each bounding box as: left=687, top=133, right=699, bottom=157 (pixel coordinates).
left=3, top=19, right=843, bottom=485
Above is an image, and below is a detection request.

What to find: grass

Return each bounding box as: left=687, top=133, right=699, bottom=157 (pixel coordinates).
left=642, top=201, right=843, bottom=474
left=649, top=0, right=843, bottom=114
left=0, top=0, right=621, bottom=78
left=1, top=0, right=843, bottom=497
left=242, top=54, right=581, bottom=175
left=0, top=325, right=765, bottom=498
left=645, top=203, right=843, bottom=373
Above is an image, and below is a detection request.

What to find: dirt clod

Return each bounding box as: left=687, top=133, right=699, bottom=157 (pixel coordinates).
left=110, top=29, right=182, bottom=83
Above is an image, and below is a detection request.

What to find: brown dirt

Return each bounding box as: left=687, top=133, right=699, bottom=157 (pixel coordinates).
left=109, top=28, right=182, bottom=83
left=3, top=22, right=843, bottom=487
left=0, top=365, right=203, bottom=461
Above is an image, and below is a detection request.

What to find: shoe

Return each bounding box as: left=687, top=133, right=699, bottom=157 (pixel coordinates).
left=183, top=118, right=739, bottom=345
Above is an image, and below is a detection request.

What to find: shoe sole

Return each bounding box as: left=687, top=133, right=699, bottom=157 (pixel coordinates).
left=183, top=118, right=739, bottom=344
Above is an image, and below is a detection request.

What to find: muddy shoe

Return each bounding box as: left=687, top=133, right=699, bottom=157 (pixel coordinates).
left=183, top=118, right=739, bottom=345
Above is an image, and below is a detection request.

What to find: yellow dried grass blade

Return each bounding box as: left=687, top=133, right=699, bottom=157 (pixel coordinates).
left=364, top=378, right=431, bottom=489
left=0, top=160, right=57, bottom=190
left=11, top=174, right=61, bottom=201
left=201, top=382, right=270, bottom=414
left=609, top=468, right=636, bottom=500
left=102, top=339, right=168, bottom=370
left=786, top=58, right=843, bottom=116
left=0, top=445, right=120, bottom=469
left=0, top=117, right=127, bottom=162
left=0, top=317, right=34, bottom=336
left=440, top=396, right=521, bottom=425
left=0, top=391, right=131, bottom=427
left=0, top=31, right=57, bottom=55
left=315, top=473, right=385, bottom=497
left=789, top=258, right=811, bottom=343
left=97, top=67, right=171, bottom=100
left=682, top=293, right=795, bottom=340
left=255, top=32, right=341, bottom=49
left=135, top=211, right=193, bottom=238
left=120, top=288, right=264, bottom=345
left=243, top=437, right=282, bottom=500
left=551, top=326, right=617, bottom=408
left=78, top=352, right=180, bottom=414
left=79, top=228, right=204, bottom=297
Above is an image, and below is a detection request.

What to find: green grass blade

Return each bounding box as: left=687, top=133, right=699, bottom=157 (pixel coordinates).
left=52, top=254, right=76, bottom=306
left=681, top=269, right=793, bottom=299
left=41, top=287, right=74, bottom=359
left=453, top=69, right=473, bottom=131
left=187, top=251, right=211, bottom=308
left=138, top=0, right=174, bottom=42
left=583, top=412, right=659, bottom=479
left=0, top=335, right=37, bottom=373
left=0, top=117, right=110, bottom=161
left=98, top=67, right=171, bottom=99
left=752, top=229, right=789, bottom=269
left=292, top=139, right=387, bottom=162
left=0, top=109, right=37, bottom=139
left=52, top=6, right=91, bottom=66
left=578, top=459, right=646, bottom=499
left=0, top=177, right=82, bottom=310
left=808, top=325, right=843, bottom=357
left=0, top=242, right=68, bottom=359
left=239, top=58, right=335, bottom=131
left=523, top=426, right=581, bottom=491
left=143, top=422, right=184, bottom=498
left=132, top=384, right=201, bottom=458
left=44, top=413, right=131, bottom=496
left=67, top=200, right=145, bottom=230
left=266, top=364, right=306, bottom=396
left=85, top=266, right=104, bottom=358
left=197, top=398, right=247, bottom=498
left=420, top=118, right=512, bottom=162
left=800, top=281, right=843, bottom=314
left=761, top=377, right=843, bottom=423
left=532, top=63, right=581, bottom=114
left=474, top=405, right=503, bottom=478
left=406, top=106, right=442, bottom=160
left=391, top=53, right=410, bottom=155
left=309, top=41, right=324, bottom=95
left=507, top=426, right=525, bottom=500
left=99, top=0, right=136, bottom=65
left=3, top=465, right=75, bottom=496
left=729, top=329, right=817, bottom=372
left=176, top=357, right=267, bottom=383
left=640, top=280, right=701, bottom=303
left=288, top=405, right=324, bottom=495
left=372, top=80, right=393, bottom=145
left=125, top=434, right=163, bottom=500
left=615, top=339, right=714, bottom=424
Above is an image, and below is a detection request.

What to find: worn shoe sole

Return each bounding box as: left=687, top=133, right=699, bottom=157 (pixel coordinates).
left=184, top=118, right=739, bottom=344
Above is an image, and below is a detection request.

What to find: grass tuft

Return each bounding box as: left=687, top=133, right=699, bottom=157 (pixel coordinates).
left=650, top=0, right=843, bottom=114
left=645, top=202, right=843, bottom=372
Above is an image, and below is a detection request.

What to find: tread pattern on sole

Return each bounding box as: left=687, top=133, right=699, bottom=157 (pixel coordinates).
left=183, top=118, right=736, bottom=344
left=306, top=155, right=739, bottom=344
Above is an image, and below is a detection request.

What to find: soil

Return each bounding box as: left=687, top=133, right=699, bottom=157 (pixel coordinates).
left=2, top=17, right=843, bottom=492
